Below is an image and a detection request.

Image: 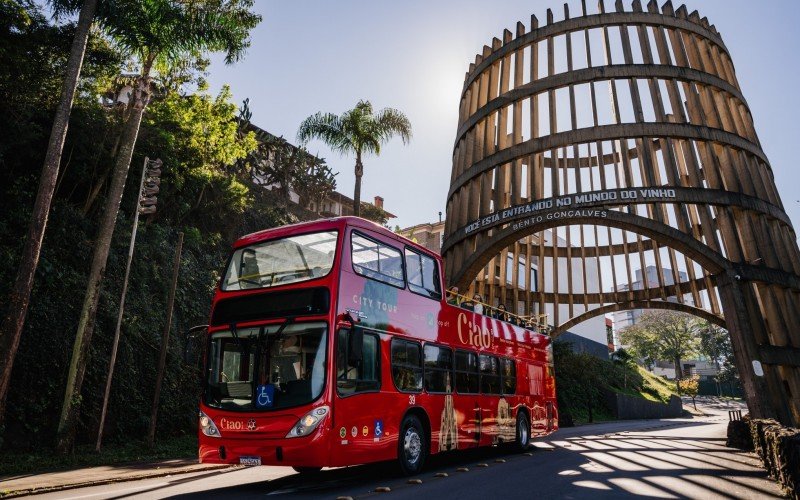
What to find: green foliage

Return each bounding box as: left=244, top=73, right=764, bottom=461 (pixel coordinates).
left=553, top=341, right=608, bottom=423
left=297, top=99, right=412, bottom=215
left=0, top=0, right=285, bottom=452
left=97, top=0, right=262, bottom=67
left=0, top=435, right=197, bottom=476
left=297, top=100, right=412, bottom=157
left=140, top=83, right=257, bottom=233
left=241, top=107, right=336, bottom=213
left=554, top=341, right=679, bottom=424
left=696, top=321, right=731, bottom=368
left=359, top=202, right=391, bottom=226
left=620, top=311, right=699, bottom=380
left=294, top=160, right=337, bottom=212
left=637, top=366, right=680, bottom=403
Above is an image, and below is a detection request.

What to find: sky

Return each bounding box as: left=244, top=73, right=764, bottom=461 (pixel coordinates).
left=206, top=0, right=800, bottom=232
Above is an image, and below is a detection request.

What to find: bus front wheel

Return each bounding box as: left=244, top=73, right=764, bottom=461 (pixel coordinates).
left=397, top=414, right=427, bottom=475
left=515, top=412, right=530, bottom=451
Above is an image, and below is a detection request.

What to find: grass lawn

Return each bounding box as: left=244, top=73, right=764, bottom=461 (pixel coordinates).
left=637, top=367, right=680, bottom=403
left=0, top=435, right=197, bottom=478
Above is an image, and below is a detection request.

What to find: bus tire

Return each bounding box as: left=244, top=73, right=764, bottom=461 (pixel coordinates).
left=515, top=412, right=530, bottom=451
left=292, top=466, right=322, bottom=474
left=398, top=414, right=427, bottom=475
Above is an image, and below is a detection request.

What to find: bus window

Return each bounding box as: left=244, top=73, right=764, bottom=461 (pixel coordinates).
left=351, top=232, right=405, bottom=288
left=501, top=357, right=516, bottom=395
left=221, top=231, right=337, bottom=291
left=454, top=350, right=479, bottom=394
left=423, top=344, right=453, bottom=393
left=391, top=339, right=423, bottom=392
left=479, top=354, right=501, bottom=394
left=404, top=248, right=442, bottom=300
left=337, top=328, right=380, bottom=396
left=205, top=322, right=328, bottom=411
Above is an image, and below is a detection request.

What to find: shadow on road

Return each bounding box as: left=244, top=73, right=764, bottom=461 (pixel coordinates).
left=118, top=415, right=781, bottom=499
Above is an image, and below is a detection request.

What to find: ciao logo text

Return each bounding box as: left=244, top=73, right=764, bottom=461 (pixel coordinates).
left=219, top=418, right=249, bottom=431
left=457, top=312, right=492, bottom=349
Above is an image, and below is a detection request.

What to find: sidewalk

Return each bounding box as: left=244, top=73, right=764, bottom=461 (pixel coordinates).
left=0, top=459, right=236, bottom=498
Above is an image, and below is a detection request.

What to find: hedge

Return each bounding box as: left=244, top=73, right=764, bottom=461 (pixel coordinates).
left=748, top=418, right=800, bottom=499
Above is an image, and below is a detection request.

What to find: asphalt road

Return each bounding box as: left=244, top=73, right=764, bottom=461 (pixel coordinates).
left=33, top=399, right=783, bottom=499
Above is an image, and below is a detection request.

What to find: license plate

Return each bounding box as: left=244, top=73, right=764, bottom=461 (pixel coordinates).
left=239, top=456, right=261, bottom=466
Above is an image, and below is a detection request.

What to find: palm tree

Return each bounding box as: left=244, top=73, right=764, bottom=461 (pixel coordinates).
left=297, top=100, right=411, bottom=217
left=0, top=0, right=98, bottom=429
left=56, top=0, right=261, bottom=453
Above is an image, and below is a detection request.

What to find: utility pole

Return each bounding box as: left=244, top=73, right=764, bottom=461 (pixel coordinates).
left=96, top=157, right=162, bottom=452
left=148, top=231, right=184, bottom=447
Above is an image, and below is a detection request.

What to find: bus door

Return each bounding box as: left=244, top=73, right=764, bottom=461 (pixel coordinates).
left=332, top=326, right=389, bottom=464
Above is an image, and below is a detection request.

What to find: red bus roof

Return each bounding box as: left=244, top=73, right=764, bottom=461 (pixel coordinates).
left=234, top=216, right=438, bottom=259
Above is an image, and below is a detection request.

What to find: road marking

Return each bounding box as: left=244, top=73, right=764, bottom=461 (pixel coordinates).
left=60, top=482, right=168, bottom=499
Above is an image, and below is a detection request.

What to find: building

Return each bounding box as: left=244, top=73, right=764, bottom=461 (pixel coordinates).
left=611, top=266, right=695, bottom=334
left=397, top=219, right=445, bottom=254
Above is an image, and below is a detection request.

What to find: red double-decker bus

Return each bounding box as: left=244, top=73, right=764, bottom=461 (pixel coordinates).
left=197, top=216, right=557, bottom=474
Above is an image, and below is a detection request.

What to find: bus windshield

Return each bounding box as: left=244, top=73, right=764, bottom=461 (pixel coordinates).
left=221, top=231, right=338, bottom=291
left=205, top=322, right=327, bottom=411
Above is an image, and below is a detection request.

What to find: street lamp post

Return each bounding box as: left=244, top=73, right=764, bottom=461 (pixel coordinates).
left=96, top=157, right=162, bottom=452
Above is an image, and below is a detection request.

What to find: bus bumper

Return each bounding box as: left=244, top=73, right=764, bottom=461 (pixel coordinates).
left=199, top=428, right=330, bottom=467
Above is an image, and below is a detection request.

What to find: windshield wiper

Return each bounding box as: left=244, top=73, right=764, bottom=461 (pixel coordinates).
left=229, top=322, right=243, bottom=352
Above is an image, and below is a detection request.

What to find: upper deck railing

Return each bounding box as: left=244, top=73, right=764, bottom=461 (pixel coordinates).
left=445, top=290, right=551, bottom=336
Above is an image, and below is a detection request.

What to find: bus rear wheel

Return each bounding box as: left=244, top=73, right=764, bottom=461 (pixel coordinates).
left=397, top=414, right=427, bottom=475
left=515, top=412, right=530, bottom=451
left=292, top=466, right=322, bottom=474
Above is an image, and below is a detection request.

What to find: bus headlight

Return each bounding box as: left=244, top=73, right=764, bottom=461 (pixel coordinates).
left=286, top=406, right=329, bottom=438
left=199, top=410, right=221, bottom=437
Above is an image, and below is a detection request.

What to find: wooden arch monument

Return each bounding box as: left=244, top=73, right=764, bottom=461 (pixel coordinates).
left=441, top=0, right=800, bottom=425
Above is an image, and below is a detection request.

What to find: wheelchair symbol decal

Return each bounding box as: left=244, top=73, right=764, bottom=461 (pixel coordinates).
left=256, top=384, right=274, bottom=408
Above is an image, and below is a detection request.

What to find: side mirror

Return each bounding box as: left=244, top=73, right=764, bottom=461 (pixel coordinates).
left=348, top=328, right=363, bottom=365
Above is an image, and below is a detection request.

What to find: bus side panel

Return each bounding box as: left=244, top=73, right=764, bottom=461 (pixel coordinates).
left=333, top=223, right=558, bottom=464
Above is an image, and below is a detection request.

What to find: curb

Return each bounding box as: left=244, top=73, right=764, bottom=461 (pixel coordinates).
left=0, top=463, right=239, bottom=498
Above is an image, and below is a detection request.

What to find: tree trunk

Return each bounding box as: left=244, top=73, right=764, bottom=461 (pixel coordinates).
left=83, top=111, right=126, bottom=215
left=55, top=67, right=152, bottom=454
left=674, top=357, right=682, bottom=392
left=352, top=152, right=363, bottom=217
left=148, top=232, right=183, bottom=447
left=0, top=0, right=98, bottom=429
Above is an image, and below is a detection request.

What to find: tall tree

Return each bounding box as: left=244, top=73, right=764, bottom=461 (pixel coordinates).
left=297, top=100, right=411, bottom=217
left=0, top=0, right=98, bottom=428
left=620, top=311, right=699, bottom=390
left=696, top=320, right=732, bottom=396
left=253, top=134, right=312, bottom=205
left=695, top=320, right=730, bottom=371
left=293, top=157, right=336, bottom=214
left=56, top=0, right=260, bottom=453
